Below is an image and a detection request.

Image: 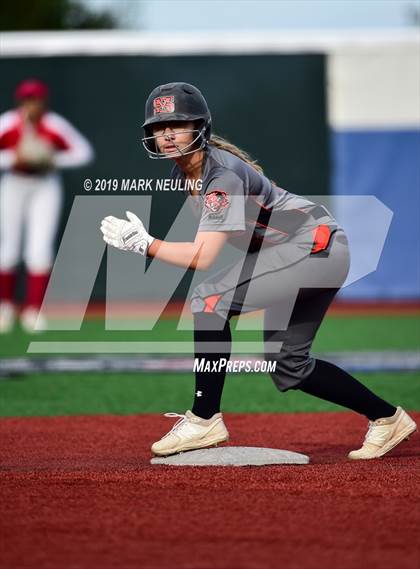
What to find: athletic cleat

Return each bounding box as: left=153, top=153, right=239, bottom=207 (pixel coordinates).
left=348, top=406, right=417, bottom=460
left=0, top=302, right=16, bottom=333
left=151, top=410, right=229, bottom=456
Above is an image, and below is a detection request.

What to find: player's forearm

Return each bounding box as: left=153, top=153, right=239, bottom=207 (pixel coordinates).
left=53, top=144, right=94, bottom=169
left=148, top=239, right=210, bottom=270
left=100, top=213, right=222, bottom=269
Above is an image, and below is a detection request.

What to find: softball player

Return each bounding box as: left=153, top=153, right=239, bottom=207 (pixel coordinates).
left=0, top=79, right=94, bottom=332
left=101, top=82, right=416, bottom=460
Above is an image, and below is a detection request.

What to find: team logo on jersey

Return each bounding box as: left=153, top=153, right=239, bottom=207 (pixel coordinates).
left=153, top=96, right=175, bottom=115
left=204, top=190, right=230, bottom=213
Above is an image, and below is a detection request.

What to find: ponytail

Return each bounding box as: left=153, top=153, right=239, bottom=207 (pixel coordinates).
left=209, top=134, right=264, bottom=175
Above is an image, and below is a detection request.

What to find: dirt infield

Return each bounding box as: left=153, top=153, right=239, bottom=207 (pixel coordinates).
left=1, top=412, right=419, bottom=569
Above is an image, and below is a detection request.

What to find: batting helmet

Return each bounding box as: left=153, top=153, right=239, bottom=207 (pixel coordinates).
left=15, top=79, right=49, bottom=101
left=142, top=82, right=212, bottom=159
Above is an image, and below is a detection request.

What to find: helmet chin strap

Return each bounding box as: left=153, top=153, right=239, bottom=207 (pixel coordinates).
left=163, top=134, right=186, bottom=157
left=171, top=138, right=190, bottom=157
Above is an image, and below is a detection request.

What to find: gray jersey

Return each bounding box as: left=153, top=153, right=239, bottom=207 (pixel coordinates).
left=171, top=145, right=337, bottom=252
left=171, top=146, right=350, bottom=392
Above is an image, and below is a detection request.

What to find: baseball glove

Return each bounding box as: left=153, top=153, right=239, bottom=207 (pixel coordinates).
left=16, top=124, right=54, bottom=171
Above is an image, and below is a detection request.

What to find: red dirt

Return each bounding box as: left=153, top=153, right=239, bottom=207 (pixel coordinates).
left=0, top=412, right=419, bottom=569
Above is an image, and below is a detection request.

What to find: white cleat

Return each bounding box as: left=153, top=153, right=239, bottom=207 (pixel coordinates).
left=0, top=302, right=16, bottom=333
left=151, top=410, right=229, bottom=457
left=348, top=406, right=417, bottom=460
left=20, top=307, right=47, bottom=333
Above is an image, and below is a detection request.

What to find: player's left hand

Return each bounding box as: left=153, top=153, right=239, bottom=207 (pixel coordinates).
left=100, top=211, right=155, bottom=256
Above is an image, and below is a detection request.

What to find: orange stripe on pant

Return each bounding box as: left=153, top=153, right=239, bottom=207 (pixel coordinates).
left=311, top=225, right=331, bottom=254
left=203, top=294, right=222, bottom=313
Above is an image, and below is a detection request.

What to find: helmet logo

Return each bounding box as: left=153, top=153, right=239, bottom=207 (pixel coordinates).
left=204, top=190, right=230, bottom=213
left=153, top=95, right=175, bottom=115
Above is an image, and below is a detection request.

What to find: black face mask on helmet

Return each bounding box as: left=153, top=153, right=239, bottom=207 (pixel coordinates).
left=141, top=82, right=212, bottom=159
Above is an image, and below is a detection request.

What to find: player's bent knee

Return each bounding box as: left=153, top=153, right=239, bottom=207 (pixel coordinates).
left=265, top=349, right=316, bottom=392
left=190, top=290, right=227, bottom=319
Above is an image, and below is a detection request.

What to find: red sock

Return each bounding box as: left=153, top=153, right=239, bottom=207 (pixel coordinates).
left=25, top=272, right=50, bottom=308
left=0, top=270, right=17, bottom=303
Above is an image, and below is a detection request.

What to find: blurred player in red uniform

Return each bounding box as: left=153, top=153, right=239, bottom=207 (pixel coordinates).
left=0, top=79, right=94, bottom=332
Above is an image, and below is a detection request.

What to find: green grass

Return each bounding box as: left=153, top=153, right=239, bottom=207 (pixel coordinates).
left=0, top=372, right=419, bottom=418
left=1, top=314, right=419, bottom=357
left=1, top=314, right=418, bottom=418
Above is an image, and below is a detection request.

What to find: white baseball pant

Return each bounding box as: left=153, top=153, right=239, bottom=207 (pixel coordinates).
left=0, top=171, right=63, bottom=273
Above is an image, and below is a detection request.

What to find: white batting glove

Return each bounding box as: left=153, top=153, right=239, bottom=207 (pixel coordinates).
left=100, top=211, right=155, bottom=256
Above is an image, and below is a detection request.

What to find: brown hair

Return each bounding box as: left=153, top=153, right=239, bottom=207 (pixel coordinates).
left=209, top=134, right=264, bottom=175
